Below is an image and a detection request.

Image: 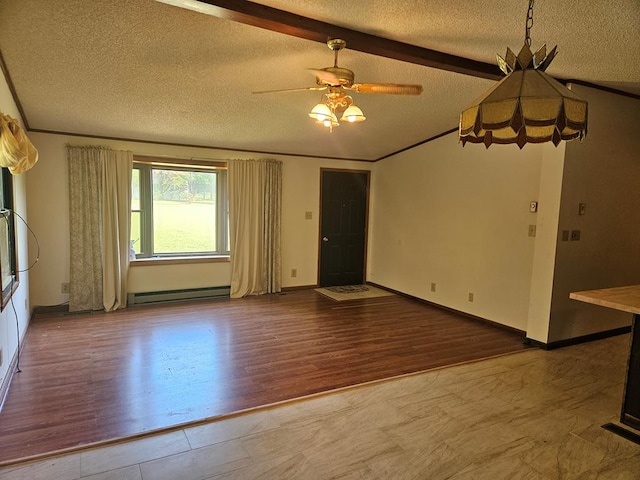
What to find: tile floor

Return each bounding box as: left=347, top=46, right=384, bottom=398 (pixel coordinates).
left=1, top=335, right=639, bottom=479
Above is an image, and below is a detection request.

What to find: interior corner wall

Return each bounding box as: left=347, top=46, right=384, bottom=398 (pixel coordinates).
left=0, top=70, right=31, bottom=393
left=26, top=132, right=373, bottom=306
left=547, top=85, right=640, bottom=342
left=525, top=142, right=566, bottom=343
left=369, top=132, right=543, bottom=331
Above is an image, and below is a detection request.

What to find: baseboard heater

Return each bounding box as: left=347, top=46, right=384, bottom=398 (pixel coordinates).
left=127, top=286, right=231, bottom=305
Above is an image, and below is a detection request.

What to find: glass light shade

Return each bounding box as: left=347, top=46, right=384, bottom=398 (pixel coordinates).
left=459, top=44, right=588, bottom=149
left=321, top=112, right=339, bottom=128
left=308, top=103, right=332, bottom=122
left=341, top=104, right=366, bottom=123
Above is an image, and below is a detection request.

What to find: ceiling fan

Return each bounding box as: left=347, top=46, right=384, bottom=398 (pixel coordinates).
left=254, top=39, right=423, bottom=130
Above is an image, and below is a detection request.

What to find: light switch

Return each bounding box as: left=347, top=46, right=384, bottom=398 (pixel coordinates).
left=529, top=201, right=538, bottom=213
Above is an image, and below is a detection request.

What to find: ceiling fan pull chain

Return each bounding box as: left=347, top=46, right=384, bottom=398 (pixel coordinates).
left=525, top=0, right=535, bottom=46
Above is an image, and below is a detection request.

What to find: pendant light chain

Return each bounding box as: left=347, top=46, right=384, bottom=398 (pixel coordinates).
left=525, top=0, right=535, bottom=46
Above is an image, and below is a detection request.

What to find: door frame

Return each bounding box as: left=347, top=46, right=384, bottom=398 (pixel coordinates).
left=317, top=168, right=371, bottom=287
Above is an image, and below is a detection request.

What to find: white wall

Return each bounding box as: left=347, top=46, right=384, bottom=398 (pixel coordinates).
left=526, top=142, right=567, bottom=342
left=0, top=72, right=32, bottom=392
left=369, top=132, right=543, bottom=331
left=547, top=85, right=640, bottom=342
left=370, top=86, right=640, bottom=342
left=26, top=132, right=373, bottom=306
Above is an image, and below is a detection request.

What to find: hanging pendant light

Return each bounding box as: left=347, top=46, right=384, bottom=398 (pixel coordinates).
left=459, top=0, right=588, bottom=149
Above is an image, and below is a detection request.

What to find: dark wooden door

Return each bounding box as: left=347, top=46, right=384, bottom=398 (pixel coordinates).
left=319, top=170, right=369, bottom=287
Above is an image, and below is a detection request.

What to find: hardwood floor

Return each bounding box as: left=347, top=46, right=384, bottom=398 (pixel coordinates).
left=0, top=289, right=529, bottom=465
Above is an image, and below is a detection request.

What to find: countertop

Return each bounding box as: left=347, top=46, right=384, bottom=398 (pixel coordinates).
left=570, top=285, right=640, bottom=315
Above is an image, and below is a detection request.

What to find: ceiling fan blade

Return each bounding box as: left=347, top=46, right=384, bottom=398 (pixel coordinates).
left=252, top=86, right=327, bottom=94
left=348, top=83, right=423, bottom=95
left=307, top=68, right=343, bottom=85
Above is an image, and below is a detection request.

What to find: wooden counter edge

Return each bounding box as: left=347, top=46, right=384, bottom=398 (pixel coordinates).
left=570, top=285, right=640, bottom=316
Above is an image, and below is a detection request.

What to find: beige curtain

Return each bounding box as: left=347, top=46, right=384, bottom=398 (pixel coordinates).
left=101, top=149, right=132, bottom=311
left=68, top=146, right=132, bottom=312
left=228, top=159, right=282, bottom=298
left=68, top=147, right=103, bottom=312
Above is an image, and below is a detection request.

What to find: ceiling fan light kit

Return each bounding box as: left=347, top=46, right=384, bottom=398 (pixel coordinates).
left=255, top=38, right=422, bottom=132
left=309, top=89, right=366, bottom=131
left=459, top=0, right=588, bottom=149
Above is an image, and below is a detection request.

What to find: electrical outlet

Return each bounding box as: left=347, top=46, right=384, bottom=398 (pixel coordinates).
left=578, top=203, right=587, bottom=215
left=570, top=230, right=581, bottom=241
left=291, top=269, right=297, bottom=278
left=430, top=282, right=436, bottom=292
left=562, top=230, right=570, bottom=241
left=305, top=211, right=313, bottom=220
left=528, top=225, right=537, bottom=237
left=61, top=282, right=70, bottom=294
left=468, top=292, right=474, bottom=302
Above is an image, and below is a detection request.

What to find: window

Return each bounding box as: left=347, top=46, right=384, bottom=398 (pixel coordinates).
left=131, top=158, right=229, bottom=259
left=0, top=167, right=17, bottom=308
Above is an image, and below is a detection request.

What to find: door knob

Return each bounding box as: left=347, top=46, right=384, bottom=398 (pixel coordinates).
left=322, top=236, right=329, bottom=242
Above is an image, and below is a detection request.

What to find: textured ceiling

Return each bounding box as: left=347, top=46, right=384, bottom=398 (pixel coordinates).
left=0, top=0, right=638, bottom=161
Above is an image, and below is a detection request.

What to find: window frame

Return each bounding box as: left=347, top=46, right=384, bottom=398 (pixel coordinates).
left=132, top=157, right=229, bottom=260
left=0, top=167, right=18, bottom=310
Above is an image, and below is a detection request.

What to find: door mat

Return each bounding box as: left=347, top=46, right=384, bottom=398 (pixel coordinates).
left=315, top=284, right=395, bottom=301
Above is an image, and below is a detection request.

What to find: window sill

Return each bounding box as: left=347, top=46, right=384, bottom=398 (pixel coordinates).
left=130, top=255, right=230, bottom=267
